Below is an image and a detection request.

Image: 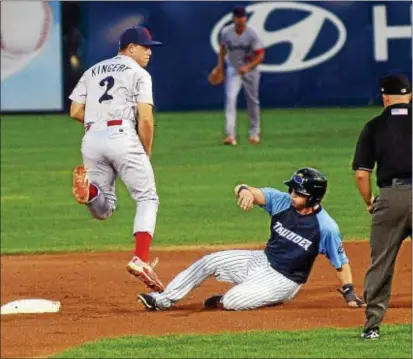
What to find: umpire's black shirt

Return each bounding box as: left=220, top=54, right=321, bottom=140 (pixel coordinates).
left=352, top=103, right=412, bottom=188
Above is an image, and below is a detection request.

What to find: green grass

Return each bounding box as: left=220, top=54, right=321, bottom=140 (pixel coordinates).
left=54, top=325, right=411, bottom=358
left=2, top=109, right=409, bottom=359
left=1, top=108, right=381, bottom=254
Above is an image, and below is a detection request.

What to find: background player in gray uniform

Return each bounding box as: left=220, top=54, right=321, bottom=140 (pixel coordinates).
left=69, top=27, right=164, bottom=292
left=210, top=7, right=265, bottom=146
left=137, top=168, right=365, bottom=311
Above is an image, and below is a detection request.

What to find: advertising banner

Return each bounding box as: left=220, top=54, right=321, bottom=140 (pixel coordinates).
left=1, top=1, right=63, bottom=112
left=81, top=1, right=412, bottom=111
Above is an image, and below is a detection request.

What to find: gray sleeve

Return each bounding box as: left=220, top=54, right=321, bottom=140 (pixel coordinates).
left=219, top=28, right=227, bottom=46
left=250, top=29, right=264, bottom=51
left=136, top=72, right=154, bottom=106
left=69, top=74, right=87, bottom=104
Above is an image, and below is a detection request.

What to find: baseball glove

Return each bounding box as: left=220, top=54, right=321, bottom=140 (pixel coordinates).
left=208, top=67, right=224, bottom=86
left=338, top=284, right=365, bottom=308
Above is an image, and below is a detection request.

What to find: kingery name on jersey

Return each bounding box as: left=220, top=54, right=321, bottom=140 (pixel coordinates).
left=273, top=221, right=313, bottom=251
left=91, top=64, right=132, bottom=77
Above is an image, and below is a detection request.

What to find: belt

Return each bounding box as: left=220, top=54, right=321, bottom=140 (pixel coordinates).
left=107, top=119, right=123, bottom=126
left=85, top=120, right=135, bottom=132
left=380, top=177, right=412, bottom=188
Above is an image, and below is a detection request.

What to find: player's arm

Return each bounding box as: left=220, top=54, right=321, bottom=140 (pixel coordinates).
left=68, top=73, right=87, bottom=123
left=70, top=101, right=85, bottom=123
left=335, top=263, right=365, bottom=308
left=136, top=72, right=155, bottom=157
left=352, top=124, right=375, bottom=213
left=243, top=49, right=265, bottom=72
left=209, top=44, right=226, bottom=85
left=321, top=230, right=365, bottom=308
left=137, top=103, right=154, bottom=158
left=217, top=44, right=227, bottom=72
left=239, top=31, right=265, bottom=74
left=234, top=185, right=291, bottom=214
left=335, top=263, right=353, bottom=287
left=233, top=184, right=266, bottom=210
left=355, top=170, right=374, bottom=213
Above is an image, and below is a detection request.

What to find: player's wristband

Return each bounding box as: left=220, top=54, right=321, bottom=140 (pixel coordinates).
left=342, top=283, right=354, bottom=293
left=342, top=284, right=355, bottom=302
left=237, top=185, right=249, bottom=196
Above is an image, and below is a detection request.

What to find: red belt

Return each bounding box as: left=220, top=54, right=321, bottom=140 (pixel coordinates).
left=107, top=120, right=123, bottom=126
left=86, top=120, right=123, bottom=132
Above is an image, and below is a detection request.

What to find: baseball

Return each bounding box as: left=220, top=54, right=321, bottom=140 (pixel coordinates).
left=1, top=1, right=52, bottom=55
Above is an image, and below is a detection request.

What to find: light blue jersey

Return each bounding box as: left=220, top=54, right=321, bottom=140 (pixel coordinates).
left=260, top=188, right=348, bottom=283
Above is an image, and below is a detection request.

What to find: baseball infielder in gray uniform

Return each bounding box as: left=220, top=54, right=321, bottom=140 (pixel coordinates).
left=69, top=27, right=164, bottom=293
left=211, top=6, right=265, bottom=146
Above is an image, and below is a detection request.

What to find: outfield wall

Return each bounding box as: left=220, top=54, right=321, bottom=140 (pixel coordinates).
left=1, top=1, right=411, bottom=113
left=81, top=1, right=412, bottom=111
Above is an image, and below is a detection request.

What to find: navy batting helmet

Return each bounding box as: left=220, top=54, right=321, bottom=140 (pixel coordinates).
left=284, top=167, right=327, bottom=206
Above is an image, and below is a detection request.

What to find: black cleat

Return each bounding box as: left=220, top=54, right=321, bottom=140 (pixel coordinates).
left=204, top=295, right=223, bottom=309
left=360, top=327, right=380, bottom=340
left=137, top=293, right=159, bottom=311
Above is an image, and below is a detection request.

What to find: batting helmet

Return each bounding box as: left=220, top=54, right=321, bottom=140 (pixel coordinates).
left=284, top=167, right=328, bottom=206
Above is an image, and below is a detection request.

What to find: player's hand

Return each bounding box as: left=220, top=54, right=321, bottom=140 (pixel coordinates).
left=337, top=284, right=366, bottom=308
left=367, top=194, right=375, bottom=214
left=237, top=65, right=249, bottom=75
left=237, top=189, right=254, bottom=211
left=347, top=297, right=366, bottom=308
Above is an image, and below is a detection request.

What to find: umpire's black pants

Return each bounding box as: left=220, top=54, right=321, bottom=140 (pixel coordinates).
left=363, top=184, right=412, bottom=331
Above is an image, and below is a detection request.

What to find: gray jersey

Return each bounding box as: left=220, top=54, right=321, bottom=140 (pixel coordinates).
left=69, top=54, right=159, bottom=239
left=219, top=24, right=263, bottom=70
left=69, top=54, right=153, bottom=129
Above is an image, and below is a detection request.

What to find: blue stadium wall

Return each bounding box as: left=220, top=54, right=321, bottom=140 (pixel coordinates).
left=80, top=1, right=412, bottom=111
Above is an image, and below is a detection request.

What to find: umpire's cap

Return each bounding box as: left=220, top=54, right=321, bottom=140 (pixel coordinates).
left=119, top=26, right=162, bottom=48
left=380, top=74, right=411, bottom=95
left=284, top=167, right=327, bottom=206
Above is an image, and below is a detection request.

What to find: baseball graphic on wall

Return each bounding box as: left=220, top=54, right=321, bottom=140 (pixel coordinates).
left=1, top=1, right=53, bottom=81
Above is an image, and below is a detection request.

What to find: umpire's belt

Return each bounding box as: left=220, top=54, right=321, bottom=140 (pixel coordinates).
left=380, top=177, right=412, bottom=188
left=85, top=120, right=135, bottom=132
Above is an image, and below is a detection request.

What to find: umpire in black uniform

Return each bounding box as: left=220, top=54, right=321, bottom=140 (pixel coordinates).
left=352, top=73, right=412, bottom=340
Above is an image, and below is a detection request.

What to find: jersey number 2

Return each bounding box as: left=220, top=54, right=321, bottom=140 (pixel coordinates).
left=98, top=76, right=114, bottom=103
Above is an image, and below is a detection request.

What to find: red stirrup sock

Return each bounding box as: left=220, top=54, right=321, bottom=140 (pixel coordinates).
left=134, top=232, right=152, bottom=263
left=88, top=184, right=98, bottom=201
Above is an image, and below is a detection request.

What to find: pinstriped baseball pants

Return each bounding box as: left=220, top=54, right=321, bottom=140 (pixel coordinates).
left=150, top=250, right=301, bottom=310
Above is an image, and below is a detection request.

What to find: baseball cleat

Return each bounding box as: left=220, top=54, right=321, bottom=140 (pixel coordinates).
left=204, top=295, right=223, bottom=309
left=248, top=136, right=260, bottom=144
left=360, top=327, right=380, bottom=340
left=223, top=136, right=237, bottom=146
left=127, top=256, right=165, bottom=292
left=72, top=164, right=89, bottom=204
left=137, top=293, right=159, bottom=311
